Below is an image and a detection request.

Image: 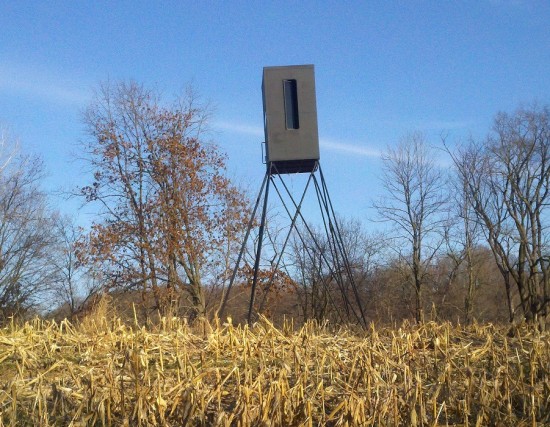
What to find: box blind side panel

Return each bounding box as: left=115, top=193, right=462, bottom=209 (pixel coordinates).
left=262, top=65, right=319, bottom=163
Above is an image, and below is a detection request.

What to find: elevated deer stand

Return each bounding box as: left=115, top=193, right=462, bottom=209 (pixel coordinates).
left=220, top=65, right=367, bottom=327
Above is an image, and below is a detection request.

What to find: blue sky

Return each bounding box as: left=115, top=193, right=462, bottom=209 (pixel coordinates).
left=1, top=1, right=549, bottom=227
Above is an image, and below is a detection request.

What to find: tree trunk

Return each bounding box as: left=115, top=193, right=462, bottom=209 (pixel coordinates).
left=464, top=246, right=475, bottom=325
left=415, top=284, right=423, bottom=323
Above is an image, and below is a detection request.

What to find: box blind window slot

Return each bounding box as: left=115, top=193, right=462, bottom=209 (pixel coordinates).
left=283, top=79, right=299, bottom=130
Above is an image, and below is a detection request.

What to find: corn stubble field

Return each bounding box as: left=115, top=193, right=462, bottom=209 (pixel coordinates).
left=1, top=306, right=549, bottom=426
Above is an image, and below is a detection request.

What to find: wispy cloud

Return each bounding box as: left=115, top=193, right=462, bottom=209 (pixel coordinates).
left=215, top=120, right=382, bottom=158
left=0, top=62, right=90, bottom=105
left=215, top=121, right=265, bottom=137
left=320, top=138, right=382, bottom=158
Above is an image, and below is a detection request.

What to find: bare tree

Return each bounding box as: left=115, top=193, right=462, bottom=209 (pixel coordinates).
left=0, top=132, right=59, bottom=322
left=451, top=105, right=550, bottom=326
left=292, top=224, right=334, bottom=322
left=441, top=157, right=485, bottom=324
left=291, top=217, right=384, bottom=323
left=47, top=215, right=101, bottom=319
left=374, top=132, right=448, bottom=322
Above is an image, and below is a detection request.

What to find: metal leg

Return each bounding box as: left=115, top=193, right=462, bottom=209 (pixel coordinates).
left=224, top=161, right=368, bottom=328
left=218, top=171, right=269, bottom=320
left=247, top=173, right=271, bottom=324
left=319, top=165, right=367, bottom=326
left=315, top=165, right=367, bottom=327
left=257, top=170, right=315, bottom=313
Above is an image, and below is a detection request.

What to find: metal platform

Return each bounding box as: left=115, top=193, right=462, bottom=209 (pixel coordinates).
left=269, top=159, right=319, bottom=175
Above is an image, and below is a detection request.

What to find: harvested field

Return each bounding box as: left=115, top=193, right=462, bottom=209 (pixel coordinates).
left=0, top=313, right=549, bottom=426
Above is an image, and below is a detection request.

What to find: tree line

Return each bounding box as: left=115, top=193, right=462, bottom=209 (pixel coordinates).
left=0, top=80, right=548, bottom=328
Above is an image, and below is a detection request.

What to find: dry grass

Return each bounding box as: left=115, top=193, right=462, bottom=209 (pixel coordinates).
left=0, top=307, right=549, bottom=426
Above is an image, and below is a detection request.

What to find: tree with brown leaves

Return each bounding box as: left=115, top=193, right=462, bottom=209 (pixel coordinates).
left=78, top=81, right=248, bottom=319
